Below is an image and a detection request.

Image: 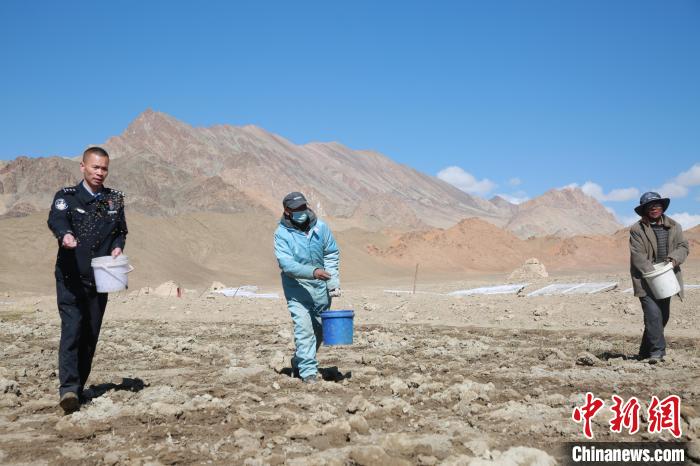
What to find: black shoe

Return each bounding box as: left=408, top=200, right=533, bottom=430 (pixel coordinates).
left=59, top=392, right=80, bottom=414
left=648, top=355, right=664, bottom=365
left=302, top=375, right=318, bottom=384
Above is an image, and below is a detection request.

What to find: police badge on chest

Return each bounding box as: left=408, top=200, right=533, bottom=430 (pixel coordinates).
left=97, top=196, right=118, bottom=215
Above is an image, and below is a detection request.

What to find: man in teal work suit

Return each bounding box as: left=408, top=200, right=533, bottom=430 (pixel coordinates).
left=274, top=192, right=340, bottom=384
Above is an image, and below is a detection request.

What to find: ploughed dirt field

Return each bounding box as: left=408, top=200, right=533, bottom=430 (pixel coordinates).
left=1, top=274, right=699, bottom=465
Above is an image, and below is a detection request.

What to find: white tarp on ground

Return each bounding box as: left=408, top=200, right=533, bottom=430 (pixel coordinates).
left=213, top=286, right=280, bottom=299
left=527, top=282, right=618, bottom=297
left=448, top=283, right=528, bottom=296
left=383, top=290, right=444, bottom=296
left=622, top=284, right=699, bottom=293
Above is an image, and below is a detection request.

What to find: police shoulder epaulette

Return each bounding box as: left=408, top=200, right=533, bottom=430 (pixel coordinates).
left=61, top=187, right=77, bottom=194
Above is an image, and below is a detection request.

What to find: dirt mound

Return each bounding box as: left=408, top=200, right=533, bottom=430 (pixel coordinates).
left=368, top=218, right=528, bottom=272
left=135, top=286, right=154, bottom=295
left=530, top=234, right=628, bottom=270
left=153, top=281, right=179, bottom=297
left=509, top=258, right=548, bottom=280
left=208, top=281, right=228, bottom=292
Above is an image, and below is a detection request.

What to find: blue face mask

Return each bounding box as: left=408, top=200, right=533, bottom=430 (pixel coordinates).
left=291, top=210, right=309, bottom=224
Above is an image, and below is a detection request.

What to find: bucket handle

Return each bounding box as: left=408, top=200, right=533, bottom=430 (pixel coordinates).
left=93, top=264, right=135, bottom=287
left=93, top=264, right=134, bottom=273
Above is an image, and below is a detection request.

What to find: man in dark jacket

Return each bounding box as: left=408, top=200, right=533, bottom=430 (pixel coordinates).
left=47, top=146, right=128, bottom=413
left=629, top=192, right=689, bottom=364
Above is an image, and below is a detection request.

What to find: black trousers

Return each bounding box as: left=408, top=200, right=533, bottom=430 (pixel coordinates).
left=638, top=295, right=670, bottom=359
left=56, top=279, right=108, bottom=397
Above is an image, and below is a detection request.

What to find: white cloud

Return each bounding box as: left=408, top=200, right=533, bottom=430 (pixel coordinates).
left=654, top=163, right=700, bottom=199
left=579, top=182, right=603, bottom=199
left=655, top=182, right=688, bottom=198
left=675, top=163, right=700, bottom=186
left=578, top=181, right=639, bottom=202
left=668, top=212, right=700, bottom=229
left=437, top=166, right=496, bottom=196
left=508, top=177, right=522, bottom=187
left=496, top=193, right=529, bottom=204
left=606, top=187, right=640, bottom=202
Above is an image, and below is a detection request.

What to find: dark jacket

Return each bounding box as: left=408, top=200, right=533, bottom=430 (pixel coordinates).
left=629, top=215, right=688, bottom=299
left=47, top=182, right=128, bottom=287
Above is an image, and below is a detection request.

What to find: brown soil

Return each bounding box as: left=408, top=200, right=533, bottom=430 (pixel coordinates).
left=1, top=267, right=698, bottom=465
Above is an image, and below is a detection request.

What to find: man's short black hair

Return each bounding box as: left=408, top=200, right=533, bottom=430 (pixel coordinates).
left=83, top=146, right=109, bottom=161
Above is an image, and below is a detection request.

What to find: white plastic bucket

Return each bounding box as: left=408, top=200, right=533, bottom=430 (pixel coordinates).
left=91, top=255, right=134, bottom=293
left=642, top=262, right=680, bottom=299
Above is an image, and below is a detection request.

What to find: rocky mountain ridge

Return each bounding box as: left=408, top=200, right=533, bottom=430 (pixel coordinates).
left=0, top=110, right=621, bottom=237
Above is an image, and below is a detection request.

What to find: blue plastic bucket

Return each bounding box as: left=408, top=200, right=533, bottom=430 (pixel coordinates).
left=321, top=310, right=354, bottom=345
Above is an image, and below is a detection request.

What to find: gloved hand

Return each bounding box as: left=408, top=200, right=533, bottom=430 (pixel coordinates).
left=329, top=288, right=341, bottom=298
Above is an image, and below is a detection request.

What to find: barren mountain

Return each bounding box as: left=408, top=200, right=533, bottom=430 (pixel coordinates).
left=103, top=110, right=508, bottom=228
left=505, top=187, right=621, bottom=238
left=489, top=195, right=519, bottom=216
left=367, top=217, right=641, bottom=273
left=0, top=110, right=621, bottom=236
left=686, top=225, right=700, bottom=249
left=0, top=156, right=76, bottom=218
left=687, top=224, right=700, bottom=235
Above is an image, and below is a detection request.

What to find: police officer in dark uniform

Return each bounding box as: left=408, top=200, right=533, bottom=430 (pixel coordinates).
left=47, top=146, right=128, bottom=414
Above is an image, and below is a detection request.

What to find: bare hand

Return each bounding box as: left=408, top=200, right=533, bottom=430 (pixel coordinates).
left=62, top=233, right=77, bottom=249
left=666, top=258, right=678, bottom=268
left=313, top=268, right=331, bottom=280
left=112, top=248, right=123, bottom=258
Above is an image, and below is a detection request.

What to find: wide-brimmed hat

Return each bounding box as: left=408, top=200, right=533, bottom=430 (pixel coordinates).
left=634, top=191, right=670, bottom=216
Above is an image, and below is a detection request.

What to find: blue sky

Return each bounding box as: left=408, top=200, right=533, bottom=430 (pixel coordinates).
left=1, top=1, right=698, bottom=226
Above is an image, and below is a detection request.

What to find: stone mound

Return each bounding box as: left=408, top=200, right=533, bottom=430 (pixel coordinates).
left=208, top=281, right=227, bottom=292
left=153, top=281, right=179, bottom=297
left=509, top=258, right=548, bottom=280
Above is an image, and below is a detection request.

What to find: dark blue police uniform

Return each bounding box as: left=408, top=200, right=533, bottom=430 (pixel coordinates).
left=47, top=182, right=127, bottom=398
